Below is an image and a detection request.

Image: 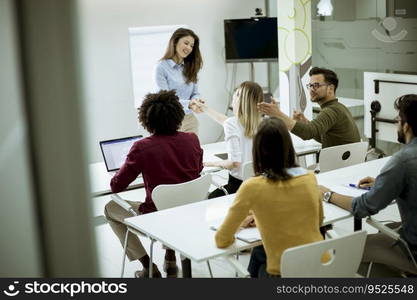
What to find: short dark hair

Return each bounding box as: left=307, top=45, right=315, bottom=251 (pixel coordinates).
left=139, top=90, right=185, bottom=135
left=253, top=117, right=298, bottom=181
left=394, top=94, right=417, bottom=136
left=309, top=67, right=339, bottom=92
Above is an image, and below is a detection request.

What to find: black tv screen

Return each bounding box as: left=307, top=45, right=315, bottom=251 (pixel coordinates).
left=224, top=17, right=278, bottom=63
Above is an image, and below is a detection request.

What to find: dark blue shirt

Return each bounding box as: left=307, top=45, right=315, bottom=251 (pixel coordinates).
left=352, top=137, right=417, bottom=245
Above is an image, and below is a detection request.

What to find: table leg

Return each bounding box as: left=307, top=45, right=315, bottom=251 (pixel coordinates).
left=149, top=239, right=155, bottom=278
left=181, top=258, right=192, bottom=278
left=354, top=217, right=362, bottom=231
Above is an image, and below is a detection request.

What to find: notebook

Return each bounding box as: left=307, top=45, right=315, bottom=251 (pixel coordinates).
left=210, top=219, right=261, bottom=243
left=99, top=135, right=143, bottom=173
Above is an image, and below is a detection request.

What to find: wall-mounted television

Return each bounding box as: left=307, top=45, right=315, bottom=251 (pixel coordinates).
left=224, top=17, right=278, bottom=63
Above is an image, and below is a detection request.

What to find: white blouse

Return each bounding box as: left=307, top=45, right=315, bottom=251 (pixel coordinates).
left=223, top=117, right=253, bottom=180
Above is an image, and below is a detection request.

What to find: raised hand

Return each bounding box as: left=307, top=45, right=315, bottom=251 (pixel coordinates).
left=292, top=110, right=309, bottom=123
left=257, top=98, right=280, bottom=117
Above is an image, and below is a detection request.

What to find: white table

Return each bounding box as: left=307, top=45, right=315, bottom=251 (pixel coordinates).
left=316, top=156, right=391, bottom=230
left=89, top=142, right=229, bottom=197
left=206, top=137, right=321, bottom=160
left=316, top=156, right=390, bottom=197
left=124, top=156, right=391, bottom=276
left=124, top=193, right=351, bottom=273
left=89, top=162, right=144, bottom=197
left=90, top=139, right=321, bottom=196
left=121, top=157, right=389, bottom=276
left=291, top=134, right=321, bottom=156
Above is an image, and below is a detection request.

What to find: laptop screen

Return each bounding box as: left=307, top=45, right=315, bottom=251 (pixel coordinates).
left=99, top=135, right=143, bottom=172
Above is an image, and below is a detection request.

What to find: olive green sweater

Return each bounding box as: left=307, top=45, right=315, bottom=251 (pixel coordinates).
left=215, top=171, right=325, bottom=275
left=291, top=99, right=360, bottom=148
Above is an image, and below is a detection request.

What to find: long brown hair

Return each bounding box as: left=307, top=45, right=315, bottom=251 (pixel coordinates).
left=235, top=81, right=263, bottom=138
left=253, top=117, right=298, bottom=181
left=161, top=28, right=203, bottom=84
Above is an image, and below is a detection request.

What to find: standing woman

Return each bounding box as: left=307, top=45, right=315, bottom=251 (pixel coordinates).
left=202, top=81, right=263, bottom=198
left=155, top=28, right=204, bottom=135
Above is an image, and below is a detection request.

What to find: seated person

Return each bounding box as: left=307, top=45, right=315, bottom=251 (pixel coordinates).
left=201, top=81, right=263, bottom=198
left=258, top=67, right=360, bottom=148
left=214, top=117, right=326, bottom=277
left=319, top=94, right=417, bottom=276
left=104, top=90, right=203, bottom=278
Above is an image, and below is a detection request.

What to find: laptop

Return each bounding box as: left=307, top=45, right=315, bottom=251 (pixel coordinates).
left=99, top=135, right=143, bottom=174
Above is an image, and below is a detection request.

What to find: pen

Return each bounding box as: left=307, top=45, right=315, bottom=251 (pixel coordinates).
left=349, top=183, right=371, bottom=190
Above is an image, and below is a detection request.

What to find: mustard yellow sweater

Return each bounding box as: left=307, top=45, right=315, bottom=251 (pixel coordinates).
left=215, top=171, right=324, bottom=275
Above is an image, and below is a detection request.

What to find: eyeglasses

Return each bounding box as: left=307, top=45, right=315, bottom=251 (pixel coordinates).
left=306, top=83, right=328, bottom=90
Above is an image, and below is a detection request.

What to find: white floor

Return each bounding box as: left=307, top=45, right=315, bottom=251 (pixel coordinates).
left=92, top=181, right=401, bottom=278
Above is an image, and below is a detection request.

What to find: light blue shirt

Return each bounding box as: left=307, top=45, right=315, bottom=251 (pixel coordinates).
left=155, top=59, right=201, bottom=114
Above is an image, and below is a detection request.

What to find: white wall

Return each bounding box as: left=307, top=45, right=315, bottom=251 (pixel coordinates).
left=0, top=0, right=43, bottom=276
left=77, top=0, right=267, bottom=163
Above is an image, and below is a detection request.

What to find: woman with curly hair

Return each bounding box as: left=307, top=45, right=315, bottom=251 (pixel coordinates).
left=104, top=90, right=203, bottom=278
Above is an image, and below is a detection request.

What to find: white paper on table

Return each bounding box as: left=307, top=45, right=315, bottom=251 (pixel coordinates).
left=210, top=219, right=261, bottom=243
left=326, top=184, right=368, bottom=198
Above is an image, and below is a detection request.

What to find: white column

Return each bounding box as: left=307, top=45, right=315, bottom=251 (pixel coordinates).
left=277, top=0, right=312, bottom=119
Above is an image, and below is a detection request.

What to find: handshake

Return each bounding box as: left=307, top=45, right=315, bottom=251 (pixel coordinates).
left=189, top=98, right=206, bottom=113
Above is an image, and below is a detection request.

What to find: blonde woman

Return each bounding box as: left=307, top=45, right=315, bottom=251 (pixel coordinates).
left=202, top=81, right=263, bottom=198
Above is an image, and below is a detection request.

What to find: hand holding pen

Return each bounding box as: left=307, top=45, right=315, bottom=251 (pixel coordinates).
left=352, top=176, right=375, bottom=190
left=349, top=183, right=371, bottom=190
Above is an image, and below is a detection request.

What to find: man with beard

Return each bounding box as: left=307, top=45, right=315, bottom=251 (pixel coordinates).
left=319, top=94, right=417, bottom=276
left=258, top=67, right=360, bottom=148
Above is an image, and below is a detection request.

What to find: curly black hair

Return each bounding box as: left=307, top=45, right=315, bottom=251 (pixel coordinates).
left=139, top=90, right=185, bottom=135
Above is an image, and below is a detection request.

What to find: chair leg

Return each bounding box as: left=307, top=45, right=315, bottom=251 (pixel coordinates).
left=401, top=240, right=417, bottom=271
left=120, top=229, right=129, bottom=278
left=225, top=255, right=250, bottom=278
left=219, top=186, right=228, bottom=195
left=366, top=262, right=373, bottom=278
left=206, top=261, right=213, bottom=278
left=149, top=239, right=155, bottom=278
left=181, top=257, right=192, bottom=278
left=235, top=251, right=239, bottom=277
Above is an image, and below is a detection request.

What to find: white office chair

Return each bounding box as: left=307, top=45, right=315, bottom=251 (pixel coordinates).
left=280, top=230, right=367, bottom=277
left=365, top=217, right=417, bottom=277
left=112, top=174, right=212, bottom=278
left=314, top=141, right=368, bottom=173
left=210, top=161, right=255, bottom=194
left=242, top=161, right=255, bottom=181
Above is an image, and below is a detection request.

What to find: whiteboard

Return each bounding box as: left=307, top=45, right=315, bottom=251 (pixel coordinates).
left=364, top=72, right=417, bottom=143
left=128, top=25, right=187, bottom=108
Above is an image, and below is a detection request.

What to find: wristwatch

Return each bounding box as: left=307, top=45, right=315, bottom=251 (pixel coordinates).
left=323, top=191, right=334, bottom=203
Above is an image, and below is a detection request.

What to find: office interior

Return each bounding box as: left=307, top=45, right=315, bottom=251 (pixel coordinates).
left=1, top=0, right=416, bottom=277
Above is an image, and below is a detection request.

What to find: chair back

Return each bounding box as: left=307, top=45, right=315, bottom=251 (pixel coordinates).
left=280, top=230, right=367, bottom=277
left=319, top=141, right=368, bottom=173
left=151, top=174, right=212, bottom=211
left=242, top=161, right=255, bottom=181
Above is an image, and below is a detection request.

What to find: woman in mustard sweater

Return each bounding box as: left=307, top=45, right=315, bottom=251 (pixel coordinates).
left=215, top=117, right=325, bottom=277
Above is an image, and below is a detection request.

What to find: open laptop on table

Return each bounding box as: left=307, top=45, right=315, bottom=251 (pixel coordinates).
left=99, top=135, right=143, bottom=175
